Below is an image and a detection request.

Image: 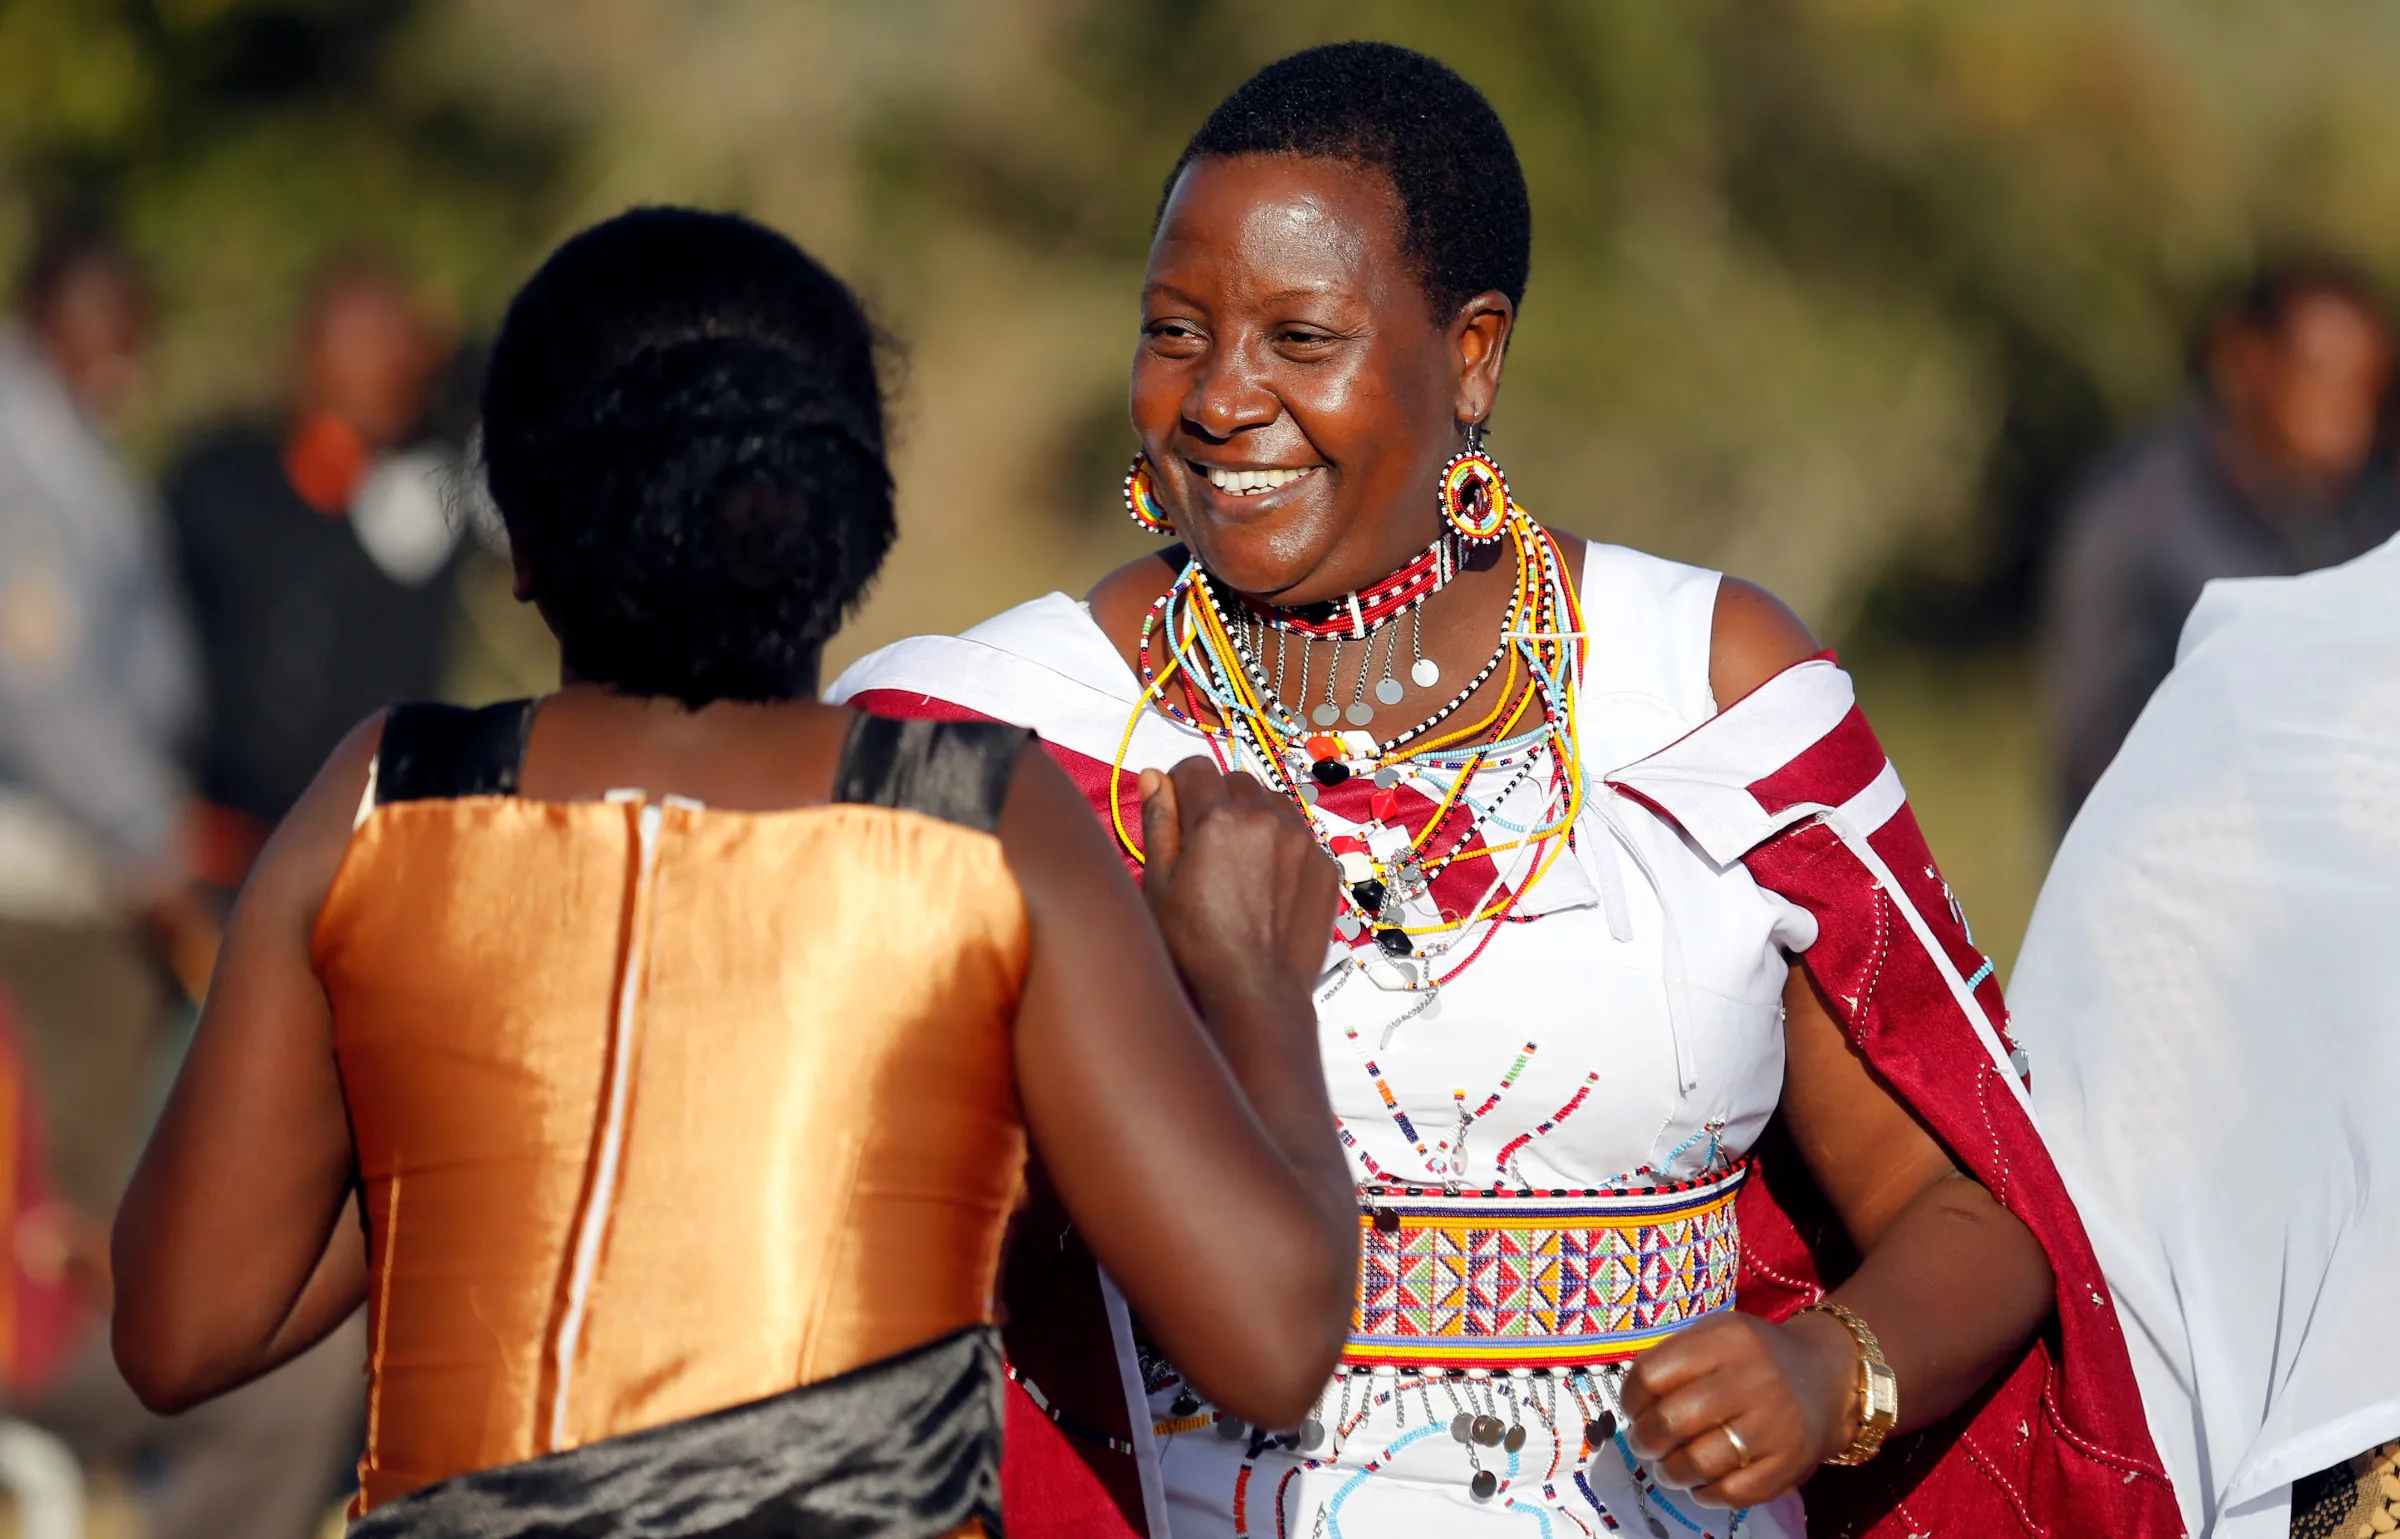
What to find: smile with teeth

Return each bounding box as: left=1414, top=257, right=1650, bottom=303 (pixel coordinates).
left=1199, top=464, right=1319, bottom=496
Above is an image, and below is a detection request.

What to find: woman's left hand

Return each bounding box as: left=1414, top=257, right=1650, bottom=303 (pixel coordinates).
left=1618, top=1309, right=1858, bottom=1509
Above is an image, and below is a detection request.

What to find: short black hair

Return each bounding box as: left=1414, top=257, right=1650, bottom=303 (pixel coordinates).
left=479, top=207, right=893, bottom=706
left=1167, top=41, right=1531, bottom=322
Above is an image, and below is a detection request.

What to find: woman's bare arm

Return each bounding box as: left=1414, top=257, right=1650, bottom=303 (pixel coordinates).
left=118, top=716, right=1360, bottom=1430
left=1002, top=749, right=1355, bottom=1428
left=1617, top=580, right=2054, bottom=1508
left=111, top=718, right=379, bottom=1411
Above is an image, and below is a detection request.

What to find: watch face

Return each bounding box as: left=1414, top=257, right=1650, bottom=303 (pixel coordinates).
left=1864, top=1362, right=1901, bottom=1425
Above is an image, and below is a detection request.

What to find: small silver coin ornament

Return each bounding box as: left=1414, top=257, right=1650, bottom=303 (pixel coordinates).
left=1293, top=1418, right=1326, bottom=1453
left=1312, top=702, right=1342, bottom=727
left=1376, top=677, right=1405, bottom=705
left=1472, top=1415, right=1505, bottom=1447
left=1470, top=1469, right=1499, bottom=1501
left=1215, top=1414, right=1247, bottom=1441
left=1450, top=1413, right=1475, bottom=1444
left=1345, top=701, right=1375, bottom=727
left=1412, top=657, right=1440, bottom=688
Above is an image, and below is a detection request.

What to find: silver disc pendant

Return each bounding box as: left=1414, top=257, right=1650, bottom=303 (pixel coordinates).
left=1470, top=1470, right=1499, bottom=1501
left=1450, top=1413, right=1474, bottom=1445
left=1312, top=702, right=1342, bottom=727
left=1375, top=677, right=1405, bottom=706
left=1411, top=657, right=1440, bottom=688
left=1294, top=1418, right=1326, bottom=1453
left=1472, top=1415, right=1505, bottom=1447
left=1503, top=1424, right=1527, bottom=1452
left=1345, top=701, right=1375, bottom=727
left=1216, top=1414, right=1247, bottom=1441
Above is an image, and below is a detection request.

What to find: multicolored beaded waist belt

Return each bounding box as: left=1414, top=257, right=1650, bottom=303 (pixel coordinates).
left=1344, top=1164, right=1745, bottom=1374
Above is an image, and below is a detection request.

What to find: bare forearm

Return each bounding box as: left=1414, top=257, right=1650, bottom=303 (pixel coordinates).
left=1821, top=1173, right=2054, bottom=1436
left=258, top=1197, right=367, bottom=1369
left=1197, top=990, right=1357, bottom=1235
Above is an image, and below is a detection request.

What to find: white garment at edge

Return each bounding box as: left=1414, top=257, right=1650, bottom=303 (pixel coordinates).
left=2011, top=535, right=2400, bottom=1539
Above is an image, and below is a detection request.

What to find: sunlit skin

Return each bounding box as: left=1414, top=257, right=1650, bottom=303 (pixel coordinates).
left=1093, top=155, right=1538, bottom=741
left=1090, top=152, right=2057, bottom=1509
left=1131, top=155, right=1511, bottom=602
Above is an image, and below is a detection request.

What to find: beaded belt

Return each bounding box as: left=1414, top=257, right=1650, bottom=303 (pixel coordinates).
left=1344, top=1164, right=1745, bottom=1374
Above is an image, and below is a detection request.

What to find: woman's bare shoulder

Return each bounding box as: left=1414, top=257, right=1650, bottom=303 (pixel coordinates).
left=1709, top=577, right=1820, bottom=708
left=248, top=713, right=388, bottom=939
left=1085, top=549, right=1184, bottom=668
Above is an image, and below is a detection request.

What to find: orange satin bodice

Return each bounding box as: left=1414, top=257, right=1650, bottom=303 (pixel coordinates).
left=315, top=794, right=1030, bottom=1512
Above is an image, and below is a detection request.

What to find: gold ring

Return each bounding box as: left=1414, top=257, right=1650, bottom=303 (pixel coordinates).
left=1720, top=1422, right=1752, bottom=1469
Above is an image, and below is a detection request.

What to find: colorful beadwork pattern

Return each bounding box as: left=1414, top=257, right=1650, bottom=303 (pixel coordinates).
left=1345, top=1166, right=1745, bottom=1372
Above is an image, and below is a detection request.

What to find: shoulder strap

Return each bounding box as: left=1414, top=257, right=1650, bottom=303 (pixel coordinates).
left=832, top=714, right=1032, bottom=835
left=376, top=699, right=539, bottom=805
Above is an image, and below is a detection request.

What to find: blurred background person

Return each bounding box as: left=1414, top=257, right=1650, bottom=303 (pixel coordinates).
left=0, top=213, right=189, bottom=1539
left=2042, top=261, right=2399, bottom=822
left=166, top=263, right=466, bottom=889
left=0, top=219, right=205, bottom=1225
left=0, top=218, right=366, bottom=1539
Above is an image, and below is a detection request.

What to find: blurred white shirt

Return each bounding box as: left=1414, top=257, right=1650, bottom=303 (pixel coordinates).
left=2013, top=533, right=2400, bottom=1538
left=0, top=330, right=196, bottom=917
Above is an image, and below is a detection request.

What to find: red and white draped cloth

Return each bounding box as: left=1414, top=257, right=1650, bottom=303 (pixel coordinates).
left=833, top=609, right=2181, bottom=1539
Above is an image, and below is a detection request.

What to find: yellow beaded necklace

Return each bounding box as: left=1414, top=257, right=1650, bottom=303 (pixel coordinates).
left=1108, top=507, right=1587, bottom=993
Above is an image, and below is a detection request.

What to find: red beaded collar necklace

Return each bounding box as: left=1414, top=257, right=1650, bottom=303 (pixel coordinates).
left=1240, top=532, right=1458, bottom=640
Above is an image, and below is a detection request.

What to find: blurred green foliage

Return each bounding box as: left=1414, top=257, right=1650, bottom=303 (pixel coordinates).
left=0, top=0, right=570, bottom=451
left=8, top=0, right=2400, bottom=959
left=12, top=0, right=2398, bottom=621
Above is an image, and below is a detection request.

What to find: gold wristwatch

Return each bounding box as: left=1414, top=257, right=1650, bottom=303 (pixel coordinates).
left=1804, top=1300, right=1898, bottom=1466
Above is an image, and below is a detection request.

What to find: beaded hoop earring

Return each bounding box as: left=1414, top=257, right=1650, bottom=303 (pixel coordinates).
left=1123, top=453, right=1175, bottom=536
left=1437, top=424, right=1512, bottom=546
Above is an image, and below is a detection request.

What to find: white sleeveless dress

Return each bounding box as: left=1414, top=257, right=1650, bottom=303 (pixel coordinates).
left=833, top=543, right=1811, bottom=1539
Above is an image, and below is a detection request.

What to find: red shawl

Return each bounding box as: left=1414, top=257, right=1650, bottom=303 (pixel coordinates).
left=838, top=637, right=2180, bottom=1539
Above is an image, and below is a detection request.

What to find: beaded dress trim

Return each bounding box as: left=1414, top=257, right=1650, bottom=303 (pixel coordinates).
left=1343, top=1165, right=1746, bottom=1375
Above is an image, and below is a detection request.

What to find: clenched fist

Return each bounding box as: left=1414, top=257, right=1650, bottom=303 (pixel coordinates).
left=1138, top=757, right=1339, bottom=1025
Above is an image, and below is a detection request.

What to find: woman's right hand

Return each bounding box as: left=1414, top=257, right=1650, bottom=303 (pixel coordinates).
left=1004, top=746, right=1356, bottom=1425
left=1138, top=757, right=1338, bottom=1022
left=1620, top=1307, right=1860, bottom=1507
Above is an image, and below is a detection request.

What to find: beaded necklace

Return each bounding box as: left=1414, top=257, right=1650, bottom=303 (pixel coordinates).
left=1109, top=504, right=1586, bottom=997
left=1247, top=529, right=1458, bottom=639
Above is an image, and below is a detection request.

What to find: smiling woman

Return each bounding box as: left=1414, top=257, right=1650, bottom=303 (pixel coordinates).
left=831, top=40, right=2180, bottom=1539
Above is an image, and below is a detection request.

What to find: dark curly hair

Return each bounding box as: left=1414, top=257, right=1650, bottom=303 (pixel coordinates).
left=1168, top=42, right=1531, bottom=322
left=479, top=207, right=893, bottom=706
